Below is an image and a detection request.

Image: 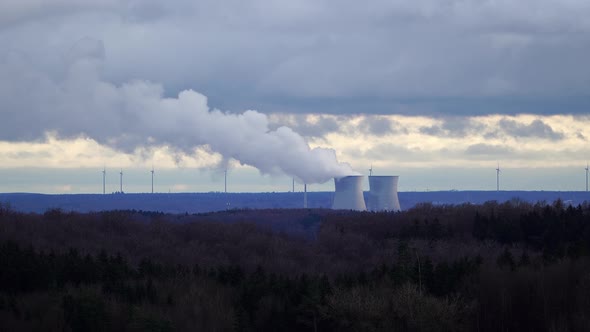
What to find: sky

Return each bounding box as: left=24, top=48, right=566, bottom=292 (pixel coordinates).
left=1, top=0, right=590, bottom=193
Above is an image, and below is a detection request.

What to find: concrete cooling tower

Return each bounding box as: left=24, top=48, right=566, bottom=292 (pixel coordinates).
left=368, top=176, right=401, bottom=212
left=332, top=176, right=367, bottom=211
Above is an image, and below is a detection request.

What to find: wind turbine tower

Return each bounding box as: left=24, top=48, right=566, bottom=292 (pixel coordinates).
left=102, top=167, right=106, bottom=195
left=369, top=165, right=373, bottom=177
left=585, top=163, right=589, bottom=192
left=224, top=169, right=227, bottom=193
left=119, top=169, right=123, bottom=193
left=292, top=177, right=295, bottom=192
left=151, top=167, right=154, bottom=194
left=496, top=163, right=500, bottom=192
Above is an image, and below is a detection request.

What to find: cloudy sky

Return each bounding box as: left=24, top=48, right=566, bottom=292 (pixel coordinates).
left=1, top=0, right=590, bottom=193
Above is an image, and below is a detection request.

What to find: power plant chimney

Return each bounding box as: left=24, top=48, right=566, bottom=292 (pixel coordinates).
left=332, top=176, right=367, bottom=211
left=119, top=169, right=123, bottom=193
left=151, top=167, right=154, bottom=194
left=368, top=176, right=401, bottom=212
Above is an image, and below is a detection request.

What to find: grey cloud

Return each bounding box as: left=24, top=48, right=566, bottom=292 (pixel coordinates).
left=268, top=114, right=341, bottom=138
left=419, top=125, right=445, bottom=136
left=123, top=1, right=171, bottom=22
left=1, top=1, right=589, bottom=116
left=66, top=37, right=105, bottom=64
left=0, top=1, right=184, bottom=28
left=0, top=1, right=121, bottom=28
left=498, top=118, right=564, bottom=140
left=357, top=116, right=398, bottom=136
left=269, top=114, right=408, bottom=139
left=307, top=117, right=341, bottom=137
left=420, top=117, right=483, bottom=137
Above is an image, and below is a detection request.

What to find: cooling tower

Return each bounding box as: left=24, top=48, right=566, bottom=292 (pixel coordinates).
left=368, top=176, right=401, bottom=212
left=332, top=176, right=367, bottom=211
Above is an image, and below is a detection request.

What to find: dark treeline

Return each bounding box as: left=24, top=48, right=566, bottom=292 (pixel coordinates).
left=1, top=200, right=590, bottom=331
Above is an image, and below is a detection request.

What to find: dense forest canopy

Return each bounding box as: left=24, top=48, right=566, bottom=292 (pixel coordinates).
left=1, top=200, right=590, bottom=331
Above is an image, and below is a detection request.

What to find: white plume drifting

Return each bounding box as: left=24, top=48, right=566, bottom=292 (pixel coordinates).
left=0, top=39, right=356, bottom=184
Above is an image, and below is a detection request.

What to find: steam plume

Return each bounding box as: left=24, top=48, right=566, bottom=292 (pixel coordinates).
left=0, top=39, right=356, bottom=184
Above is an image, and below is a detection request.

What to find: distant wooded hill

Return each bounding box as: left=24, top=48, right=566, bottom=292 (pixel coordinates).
left=1, top=191, right=588, bottom=214
left=1, top=201, right=590, bottom=331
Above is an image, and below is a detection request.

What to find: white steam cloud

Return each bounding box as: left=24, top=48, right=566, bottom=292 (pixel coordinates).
left=0, top=38, right=356, bottom=184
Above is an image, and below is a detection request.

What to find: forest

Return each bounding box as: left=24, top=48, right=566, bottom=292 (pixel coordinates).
left=1, top=199, right=590, bottom=331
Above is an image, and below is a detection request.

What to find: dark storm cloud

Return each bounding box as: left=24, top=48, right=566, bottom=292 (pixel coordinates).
left=498, top=118, right=564, bottom=140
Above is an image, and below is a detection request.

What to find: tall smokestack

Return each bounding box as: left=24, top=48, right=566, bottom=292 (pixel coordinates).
left=151, top=167, right=154, bottom=194
left=368, top=176, right=401, bottom=212
left=332, top=176, right=366, bottom=211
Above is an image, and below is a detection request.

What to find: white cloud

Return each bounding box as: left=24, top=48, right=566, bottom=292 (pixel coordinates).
left=1, top=113, right=589, bottom=192
left=3, top=114, right=588, bottom=171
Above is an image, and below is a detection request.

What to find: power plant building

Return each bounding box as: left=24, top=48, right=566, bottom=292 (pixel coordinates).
left=368, top=175, right=401, bottom=212
left=332, top=176, right=367, bottom=211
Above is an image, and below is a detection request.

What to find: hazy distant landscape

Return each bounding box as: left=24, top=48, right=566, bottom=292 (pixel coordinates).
left=1, top=191, right=589, bottom=214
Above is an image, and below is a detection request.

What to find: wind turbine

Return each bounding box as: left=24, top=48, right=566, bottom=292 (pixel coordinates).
left=585, top=163, right=589, bottom=192
left=119, top=169, right=123, bottom=193
left=102, top=167, right=106, bottom=195
left=151, top=166, right=154, bottom=194
left=496, top=163, right=500, bottom=192
left=369, top=165, right=373, bottom=177
left=292, top=177, right=295, bottom=192
left=223, top=169, right=230, bottom=210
